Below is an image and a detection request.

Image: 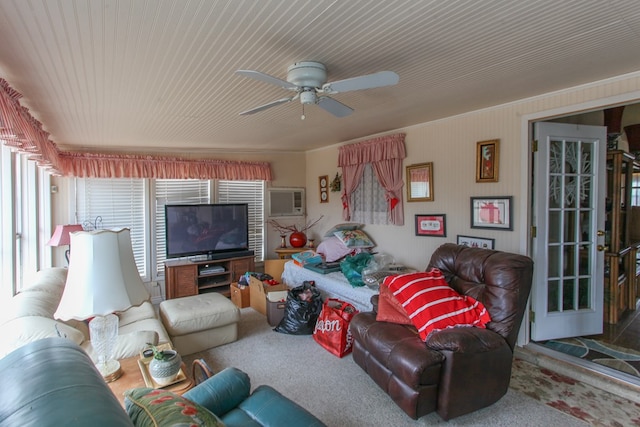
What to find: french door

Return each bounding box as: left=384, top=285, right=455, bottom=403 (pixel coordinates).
left=530, top=122, right=606, bottom=341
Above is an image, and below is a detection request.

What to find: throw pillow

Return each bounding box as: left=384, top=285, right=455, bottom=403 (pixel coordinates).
left=376, top=283, right=413, bottom=325
left=125, top=388, right=225, bottom=427
left=333, top=229, right=375, bottom=248
left=315, top=236, right=354, bottom=262
left=384, top=269, right=491, bottom=341
left=324, top=222, right=363, bottom=237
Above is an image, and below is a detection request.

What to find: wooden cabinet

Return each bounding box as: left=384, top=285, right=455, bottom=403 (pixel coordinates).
left=164, top=255, right=255, bottom=300
left=274, top=247, right=308, bottom=259
left=604, top=150, right=639, bottom=323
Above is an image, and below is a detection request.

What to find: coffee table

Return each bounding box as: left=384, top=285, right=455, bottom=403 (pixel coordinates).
left=108, top=356, right=193, bottom=407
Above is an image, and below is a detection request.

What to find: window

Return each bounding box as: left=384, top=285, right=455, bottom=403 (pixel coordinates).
left=75, top=178, right=147, bottom=277
left=1, top=147, right=50, bottom=295
left=217, top=180, right=264, bottom=262
left=351, top=164, right=389, bottom=224
left=632, top=173, right=640, bottom=206
left=338, top=133, right=406, bottom=225
left=75, top=177, right=264, bottom=282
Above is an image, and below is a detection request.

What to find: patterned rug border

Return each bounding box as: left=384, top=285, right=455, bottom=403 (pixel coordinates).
left=511, top=357, right=640, bottom=426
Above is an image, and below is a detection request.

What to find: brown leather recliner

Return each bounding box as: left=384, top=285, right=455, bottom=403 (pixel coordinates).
left=350, top=243, right=534, bottom=421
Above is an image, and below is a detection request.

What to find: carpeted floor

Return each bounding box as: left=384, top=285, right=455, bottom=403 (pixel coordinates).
left=180, top=308, right=640, bottom=426
left=541, top=337, right=640, bottom=377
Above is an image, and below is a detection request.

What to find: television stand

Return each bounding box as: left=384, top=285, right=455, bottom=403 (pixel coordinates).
left=164, top=254, right=255, bottom=299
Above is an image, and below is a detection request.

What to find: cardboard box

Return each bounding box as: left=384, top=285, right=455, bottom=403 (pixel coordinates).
left=248, top=276, right=288, bottom=315
left=266, top=291, right=289, bottom=326
left=230, top=282, right=250, bottom=308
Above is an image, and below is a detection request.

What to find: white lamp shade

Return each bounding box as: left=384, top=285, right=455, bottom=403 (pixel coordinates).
left=55, top=228, right=150, bottom=321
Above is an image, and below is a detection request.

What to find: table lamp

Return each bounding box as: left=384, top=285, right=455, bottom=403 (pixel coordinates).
left=46, top=224, right=84, bottom=264
left=54, top=228, right=150, bottom=382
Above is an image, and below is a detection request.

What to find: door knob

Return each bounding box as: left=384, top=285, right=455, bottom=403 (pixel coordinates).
left=597, top=230, right=605, bottom=236
left=597, top=245, right=609, bottom=252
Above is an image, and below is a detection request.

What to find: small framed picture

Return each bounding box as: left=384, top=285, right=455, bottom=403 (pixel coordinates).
left=476, top=139, right=499, bottom=183
left=406, top=162, right=434, bottom=202
left=470, top=196, right=513, bottom=230
left=457, top=235, right=495, bottom=249
left=319, top=175, right=329, bottom=203
left=415, top=214, right=446, bottom=237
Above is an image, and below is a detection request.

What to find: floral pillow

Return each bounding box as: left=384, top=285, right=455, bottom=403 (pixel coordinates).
left=333, top=229, right=375, bottom=248
left=125, top=388, right=225, bottom=427
left=323, top=222, right=363, bottom=237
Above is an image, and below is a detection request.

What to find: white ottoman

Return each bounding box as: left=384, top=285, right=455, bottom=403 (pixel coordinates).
left=159, top=293, right=240, bottom=356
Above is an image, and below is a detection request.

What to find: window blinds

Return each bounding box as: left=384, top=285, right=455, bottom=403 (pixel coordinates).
left=75, top=178, right=147, bottom=277
left=218, top=180, right=264, bottom=261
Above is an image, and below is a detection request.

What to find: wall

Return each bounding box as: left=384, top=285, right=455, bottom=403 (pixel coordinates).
left=305, top=72, right=640, bottom=271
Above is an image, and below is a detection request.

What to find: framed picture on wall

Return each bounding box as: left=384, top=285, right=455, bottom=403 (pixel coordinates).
left=415, top=214, right=446, bottom=237
left=406, top=163, right=434, bottom=202
left=470, top=196, right=513, bottom=230
left=476, top=139, right=500, bottom=183
left=456, top=235, right=495, bottom=249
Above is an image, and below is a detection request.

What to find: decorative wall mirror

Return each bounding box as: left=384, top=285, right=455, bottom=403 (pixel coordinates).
left=406, top=162, right=434, bottom=202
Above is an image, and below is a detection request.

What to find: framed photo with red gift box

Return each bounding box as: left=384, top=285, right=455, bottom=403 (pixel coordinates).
left=470, top=196, right=512, bottom=230
left=415, top=214, right=446, bottom=237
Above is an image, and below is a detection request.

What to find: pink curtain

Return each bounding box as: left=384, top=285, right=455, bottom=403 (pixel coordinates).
left=338, top=133, right=406, bottom=224
left=0, top=78, right=272, bottom=181
left=340, top=163, right=365, bottom=220
left=372, top=157, right=405, bottom=225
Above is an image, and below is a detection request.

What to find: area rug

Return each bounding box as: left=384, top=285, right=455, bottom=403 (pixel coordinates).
left=510, top=357, right=640, bottom=426
left=542, top=337, right=640, bottom=377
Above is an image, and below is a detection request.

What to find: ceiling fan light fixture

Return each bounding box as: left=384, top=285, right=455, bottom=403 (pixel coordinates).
left=300, top=89, right=317, bottom=105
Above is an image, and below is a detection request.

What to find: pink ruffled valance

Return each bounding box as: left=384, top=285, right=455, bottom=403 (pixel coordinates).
left=338, top=133, right=406, bottom=166
left=57, top=151, right=272, bottom=180
left=0, top=78, right=272, bottom=181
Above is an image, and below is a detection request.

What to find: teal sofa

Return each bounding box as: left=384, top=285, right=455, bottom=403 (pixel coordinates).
left=0, top=337, right=325, bottom=427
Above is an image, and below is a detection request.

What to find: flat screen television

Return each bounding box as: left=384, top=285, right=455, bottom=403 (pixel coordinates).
left=165, top=203, right=252, bottom=260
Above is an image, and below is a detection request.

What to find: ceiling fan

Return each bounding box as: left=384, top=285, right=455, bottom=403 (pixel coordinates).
left=236, top=61, right=399, bottom=119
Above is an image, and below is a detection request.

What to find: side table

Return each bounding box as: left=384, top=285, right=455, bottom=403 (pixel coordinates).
left=108, top=356, right=193, bottom=407
left=274, top=247, right=309, bottom=259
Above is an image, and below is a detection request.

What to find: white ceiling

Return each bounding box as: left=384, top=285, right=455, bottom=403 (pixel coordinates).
left=1, top=0, right=640, bottom=155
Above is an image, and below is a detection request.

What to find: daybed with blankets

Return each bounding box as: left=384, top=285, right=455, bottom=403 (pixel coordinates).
left=281, top=260, right=377, bottom=312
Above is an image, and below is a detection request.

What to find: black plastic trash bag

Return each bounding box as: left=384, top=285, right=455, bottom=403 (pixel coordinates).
left=274, top=281, right=323, bottom=335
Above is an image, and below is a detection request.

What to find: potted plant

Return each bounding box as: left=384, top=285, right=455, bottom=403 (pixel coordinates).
left=146, top=344, right=182, bottom=386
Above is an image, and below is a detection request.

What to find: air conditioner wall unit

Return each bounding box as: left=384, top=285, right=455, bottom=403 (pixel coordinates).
left=267, top=187, right=305, bottom=217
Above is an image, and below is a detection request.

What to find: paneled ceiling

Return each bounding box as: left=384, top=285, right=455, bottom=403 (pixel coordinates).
left=1, top=0, right=640, bottom=155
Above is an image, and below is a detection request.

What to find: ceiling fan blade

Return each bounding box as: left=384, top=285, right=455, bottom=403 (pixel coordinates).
left=316, top=96, right=354, bottom=118
left=239, top=96, right=294, bottom=115
left=322, top=71, right=399, bottom=94
left=235, top=70, right=298, bottom=90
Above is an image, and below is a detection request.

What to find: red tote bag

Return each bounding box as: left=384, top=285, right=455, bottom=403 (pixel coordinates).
left=313, top=298, right=359, bottom=358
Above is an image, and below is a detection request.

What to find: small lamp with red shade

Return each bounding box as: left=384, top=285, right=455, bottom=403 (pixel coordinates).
left=47, top=224, right=84, bottom=264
